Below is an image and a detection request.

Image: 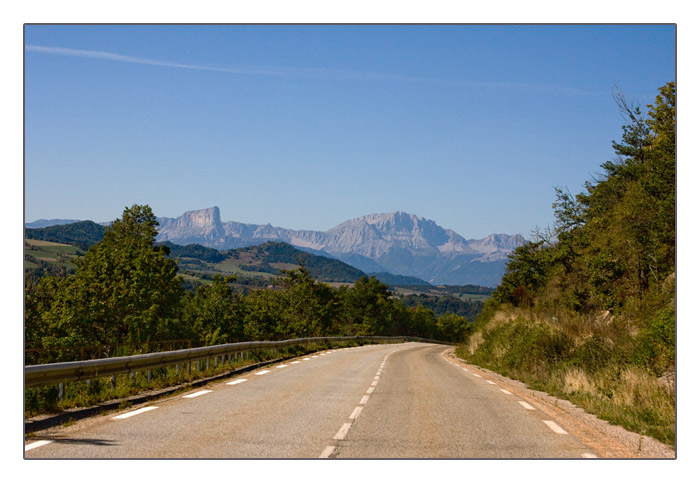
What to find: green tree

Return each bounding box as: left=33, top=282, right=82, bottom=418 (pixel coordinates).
left=436, top=312, right=470, bottom=342
left=242, top=287, right=287, bottom=341
left=38, top=205, right=184, bottom=348
left=277, top=266, right=337, bottom=338
left=341, top=276, right=393, bottom=335
left=182, top=275, right=243, bottom=345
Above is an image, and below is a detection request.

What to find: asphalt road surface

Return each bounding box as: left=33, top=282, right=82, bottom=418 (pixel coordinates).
left=24, top=342, right=616, bottom=459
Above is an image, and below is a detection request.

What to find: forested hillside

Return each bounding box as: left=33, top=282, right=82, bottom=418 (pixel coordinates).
left=457, top=83, right=676, bottom=446
left=25, top=220, right=107, bottom=250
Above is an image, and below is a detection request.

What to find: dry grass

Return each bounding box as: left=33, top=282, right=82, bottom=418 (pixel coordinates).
left=459, top=305, right=676, bottom=447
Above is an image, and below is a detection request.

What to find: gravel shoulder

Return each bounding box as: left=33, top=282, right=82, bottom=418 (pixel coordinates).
left=447, top=350, right=675, bottom=459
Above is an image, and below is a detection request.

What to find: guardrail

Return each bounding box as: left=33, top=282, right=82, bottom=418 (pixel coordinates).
left=25, top=335, right=449, bottom=388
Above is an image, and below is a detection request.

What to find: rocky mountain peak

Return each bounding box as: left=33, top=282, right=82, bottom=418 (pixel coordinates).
left=152, top=207, right=526, bottom=286
left=157, top=206, right=225, bottom=241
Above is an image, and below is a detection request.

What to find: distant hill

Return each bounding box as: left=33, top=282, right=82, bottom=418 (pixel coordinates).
left=369, top=272, right=432, bottom=287
left=225, top=241, right=366, bottom=283
left=24, top=220, right=107, bottom=250
left=158, top=241, right=366, bottom=284
left=25, top=219, right=81, bottom=229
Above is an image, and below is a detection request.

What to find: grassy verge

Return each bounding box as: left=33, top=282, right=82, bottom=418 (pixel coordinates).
left=455, top=306, right=675, bottom=447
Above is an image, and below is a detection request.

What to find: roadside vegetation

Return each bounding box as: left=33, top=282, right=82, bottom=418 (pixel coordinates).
left=456, top=82, right=676, bottom=447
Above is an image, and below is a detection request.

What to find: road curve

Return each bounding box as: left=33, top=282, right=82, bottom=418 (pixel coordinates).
left=25, top=343, right=608, bottom=459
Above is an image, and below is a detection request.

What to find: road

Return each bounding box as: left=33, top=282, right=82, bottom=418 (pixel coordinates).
left=25, top=342, right=618, bottom=459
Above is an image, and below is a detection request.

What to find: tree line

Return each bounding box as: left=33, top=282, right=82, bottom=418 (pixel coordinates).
left=25, top=205, right=471, bottom=364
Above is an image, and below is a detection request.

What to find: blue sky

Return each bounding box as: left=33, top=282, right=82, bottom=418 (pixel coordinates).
left=24, top=24, right=676, bottom=239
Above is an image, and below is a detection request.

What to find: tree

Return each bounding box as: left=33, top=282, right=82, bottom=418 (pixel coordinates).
left=38, top=205, right=184, bottom=348
left=182, top=275, right=243, bottom=345
left=492, top=82, right=675, bottom=316
left=340, top=276, right=393, bottom=335
left=277, top=266, right=337, bottom=338
left=436, top=312, right=470, bottom=342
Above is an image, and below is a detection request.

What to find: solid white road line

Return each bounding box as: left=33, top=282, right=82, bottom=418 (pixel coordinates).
left=319, top=446, right=336, bottom=458
left=227, top=379, right=247, bottom=385
left=183, top=390, right=212, bottom=398
left=543, top=420, right=568, bottom=434
left=112, top=406, right=158, bottom=419
left=25, top=440, right=53, bottom=451
left=334, top=423, right=352, bottom=440
left=518, top=401, right=536, bottom=410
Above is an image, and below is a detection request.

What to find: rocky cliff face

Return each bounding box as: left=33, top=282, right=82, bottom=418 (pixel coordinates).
left=156, top=207, right=526, bottom=287
left=157, top=206, right=226, bottom=246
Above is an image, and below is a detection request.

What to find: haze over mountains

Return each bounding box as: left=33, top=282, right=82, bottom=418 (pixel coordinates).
left=155, top=207, right=526, bottom=287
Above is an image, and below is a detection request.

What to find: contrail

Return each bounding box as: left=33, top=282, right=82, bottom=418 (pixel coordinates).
left=25, top=45, right=287, bottom=76
left=25, top=44, right=592, bottom=95
left=24, top=44, right=424, bottom=81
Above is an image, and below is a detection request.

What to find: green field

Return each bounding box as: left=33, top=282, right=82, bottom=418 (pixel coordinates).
left=25, top=239, right=85, bottom=272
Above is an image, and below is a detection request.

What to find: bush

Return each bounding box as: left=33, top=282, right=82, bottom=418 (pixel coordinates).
left=633, top=306, right=675, bottom=375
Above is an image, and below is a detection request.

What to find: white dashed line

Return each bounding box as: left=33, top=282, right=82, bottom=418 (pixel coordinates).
left=25, top=440, right=53, bottom=451
left=543, top=420, right=568, bottom=434
left=349, top=406, right=363, bottom=419
left=303, top=358, right=311, bottom=361
left=366, top=386, right=375, bottom=394
left=291, top=361, right=300, bottom=364
left=319, top=446, right=336, bottom=458
left=112, top=406, right=158, bottom=419
left=359, top=395, right=370, bottom=405
left=582, top=453, right=598, bottom=458
left=183, top=390, right=212, bottom=398
left=255, top=370, right=271, bottom=375
left=473, top=374, right=482, bottom=378
left=277, top=364, right=289, bottom=368
left=486, top=380, right=496, bottom=385
left=227, top=379, right=247, bottom=385
left=370, top=380, right=378, bottom=386
left=500, top=389, right=512, bottom=395
left=334, top=423, right=352, bottom=440
left=518, top=401, right=536, bottom=410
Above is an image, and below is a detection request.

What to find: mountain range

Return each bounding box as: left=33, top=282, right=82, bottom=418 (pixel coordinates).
left=155, top=207, right=526, bottom=287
